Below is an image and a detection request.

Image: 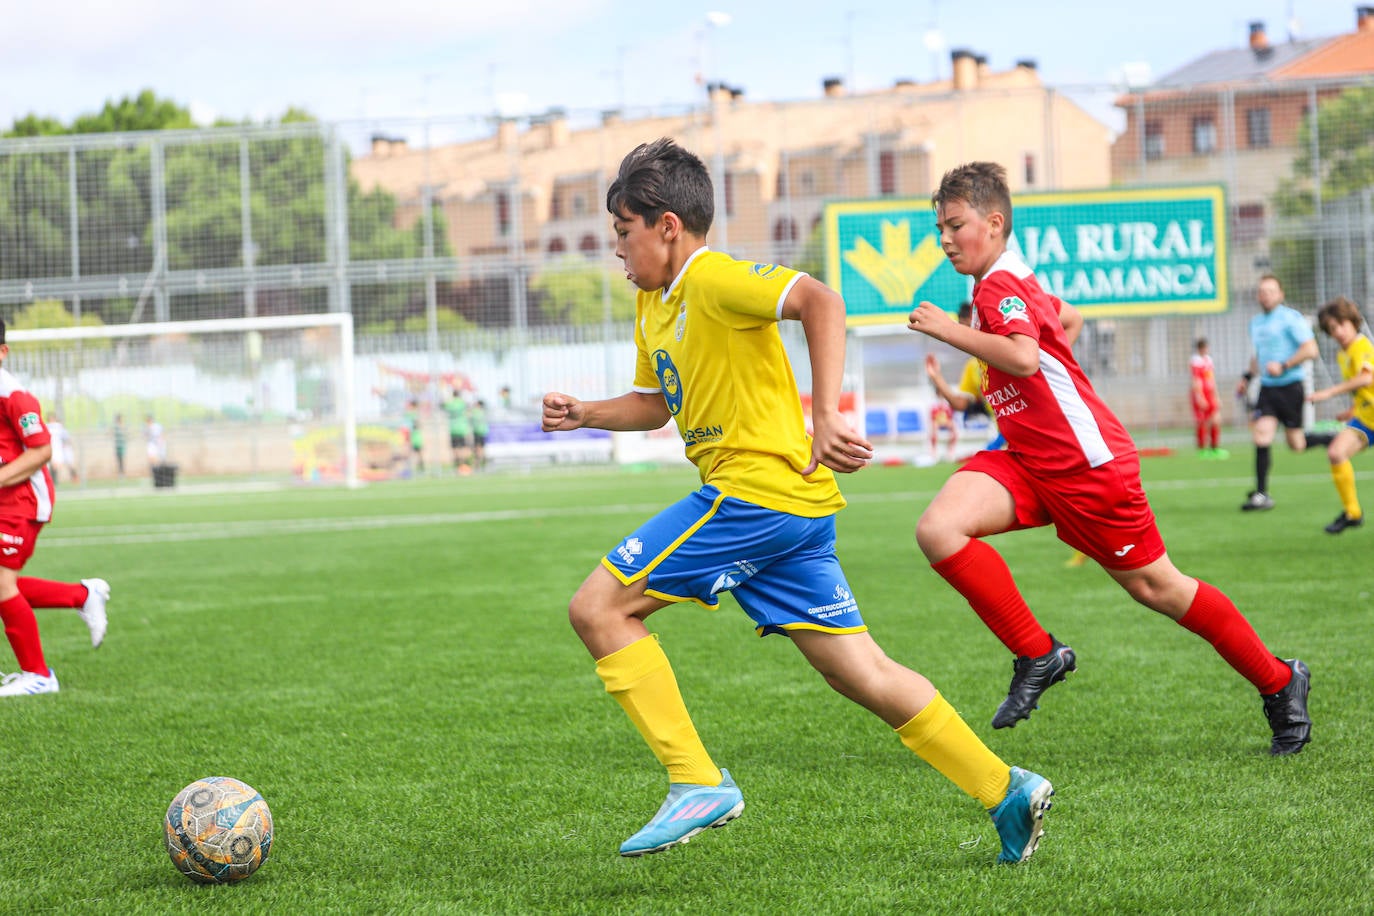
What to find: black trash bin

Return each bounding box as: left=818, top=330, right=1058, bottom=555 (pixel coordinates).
left=152, top=463, right=178, bottom=488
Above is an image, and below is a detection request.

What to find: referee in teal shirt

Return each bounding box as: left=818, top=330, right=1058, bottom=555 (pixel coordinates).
left=1237, top=273, right=1329, bottom=511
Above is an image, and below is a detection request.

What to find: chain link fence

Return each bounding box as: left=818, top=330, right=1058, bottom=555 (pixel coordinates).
left=1, top=75, right=1370, bottom=478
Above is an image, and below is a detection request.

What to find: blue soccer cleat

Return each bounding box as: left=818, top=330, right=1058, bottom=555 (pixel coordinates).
left=618, top=769, right=744, bottom=857
left=989, top=766, right=1054, bottom=864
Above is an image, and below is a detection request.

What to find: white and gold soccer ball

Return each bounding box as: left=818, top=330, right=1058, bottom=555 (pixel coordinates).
left=163, top=776, right=274, bottom=884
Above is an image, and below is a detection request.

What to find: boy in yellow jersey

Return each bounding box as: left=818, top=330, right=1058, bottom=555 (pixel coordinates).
left=542, top=139, right=1053, bottom=863
left=1310, top=296, right=1374, bottom=534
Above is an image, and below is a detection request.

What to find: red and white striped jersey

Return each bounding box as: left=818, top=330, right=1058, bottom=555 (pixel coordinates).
left=0, top=368, right=55, bottom=522
left=970, top=252, right=1137, bottom=476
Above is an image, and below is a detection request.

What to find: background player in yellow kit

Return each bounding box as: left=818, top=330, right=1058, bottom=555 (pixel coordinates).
left=1309, top=296, right=1374, bottom=534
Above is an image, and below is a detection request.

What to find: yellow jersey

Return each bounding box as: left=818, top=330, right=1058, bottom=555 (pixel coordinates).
left=1338, top=333, right=1374, bottom=427
left=631, top=247, right=846, bottom=517
left=958, top=357, right=985, bottom=403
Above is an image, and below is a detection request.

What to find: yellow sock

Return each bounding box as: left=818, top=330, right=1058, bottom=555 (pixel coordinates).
left=595, top=635, right=722, bottom=786
left=896, top=692, right=1010, bottom=809
left=1332, top=460, right=1362, bottom=519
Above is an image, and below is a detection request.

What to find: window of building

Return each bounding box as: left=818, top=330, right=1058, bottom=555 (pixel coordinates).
left=723, top=173, right=735, bottom=217
left=1023, top=153, right=1036, bottom=186
left=572, top=193, right=588, bottom=216
left=775, top=170, right=788, bottom=198
left=772, top=217, right=799, bottom=242
left=1246, top=107, right=1271, bottom=149
left=1192, top=115, right=1217, bottom=155
left=495, top=189, right=511, bottom=237
left=1233, top=202, right=1266, bottom=244
left=878, top=150, right=896, bottom=196
left=799, top=170, right=816, bottom=195
left=1144, top=120, right=1164, bottom=160
left=578, top=233, right=600, bottom=257
left=550, top=192, right=563, bottom=221
left=547, top=237, right=567, bottom=254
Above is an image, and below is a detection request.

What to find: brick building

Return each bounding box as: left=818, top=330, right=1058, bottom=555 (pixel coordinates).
left=351, top=52, right=1113, bottom=271
left=1111, top=6, right=1374, bottom=289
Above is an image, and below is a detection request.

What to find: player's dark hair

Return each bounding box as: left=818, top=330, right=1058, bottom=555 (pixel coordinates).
left=606, top=138, right=714, bottom=235
left=1259, top=272, right=1283, bottom=292
left=1196, top=337, right=1208, bottom=350
left=933, top=162, right=1013, bottom=238
left=1317, top=296, right=1363, bottom=334
left=957, top=301, right=973, bottom=322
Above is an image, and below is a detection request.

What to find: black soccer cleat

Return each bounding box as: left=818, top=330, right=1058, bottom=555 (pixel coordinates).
left=1262, top=658, right=1311, bottom=756
left=992, top=636, right=1077, bottom=729
left=1323, top=512, right=1364, bottom=535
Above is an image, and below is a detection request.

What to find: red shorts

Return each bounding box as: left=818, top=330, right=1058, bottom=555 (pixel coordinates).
left=958, top=450, right=1166, bottom=571
left=0, top=518, right=42, bottom=570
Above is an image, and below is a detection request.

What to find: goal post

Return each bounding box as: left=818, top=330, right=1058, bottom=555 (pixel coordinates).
left=7, top=313, right=359, bottom=489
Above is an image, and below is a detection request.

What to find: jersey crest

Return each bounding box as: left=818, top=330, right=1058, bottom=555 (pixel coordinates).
left=653, top=350, right=684, bottom=415
left=998, top=296, right=1030, bottom=324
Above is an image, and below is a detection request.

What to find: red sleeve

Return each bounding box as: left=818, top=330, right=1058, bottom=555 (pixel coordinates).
left=974, top=273, right=1043, bottom=343
left=5, top=391, right=50, bottom=448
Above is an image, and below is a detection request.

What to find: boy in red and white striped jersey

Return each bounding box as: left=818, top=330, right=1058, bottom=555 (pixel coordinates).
left=0, top=319, right=110, bottom=697
left=906, top=161, right=1310, bottom=756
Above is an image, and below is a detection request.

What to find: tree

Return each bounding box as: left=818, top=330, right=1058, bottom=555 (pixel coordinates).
left=1, top=91, right=447, bottom=326
left=529, top=256, right=636, bottom=325
left=6, top=300, right=108, bottom=353
left=1270, top=85, right=1374, bottom=301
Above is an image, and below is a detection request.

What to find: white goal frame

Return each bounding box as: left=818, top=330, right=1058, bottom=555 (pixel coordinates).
left=8, top=313, right=359, bottom=488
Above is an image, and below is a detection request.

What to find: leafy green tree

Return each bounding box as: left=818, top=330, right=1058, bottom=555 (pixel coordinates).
left=1270, top=85, right=1374, bottom=299
left=1, top=91, right=447, bottom=326
left=7, top=299, right=108, bottom=352
left=529, top=256, right=636, bottom=325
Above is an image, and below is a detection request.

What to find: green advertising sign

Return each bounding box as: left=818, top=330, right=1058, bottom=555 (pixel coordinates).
left=824, top=185, right=1228, bottom=325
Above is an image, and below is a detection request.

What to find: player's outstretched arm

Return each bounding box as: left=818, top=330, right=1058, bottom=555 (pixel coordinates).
left=908, top=301, right=1039, bottom=377
left=0, top=442, right=52, bottom=488
left=542, top=390, right=670, bottom=433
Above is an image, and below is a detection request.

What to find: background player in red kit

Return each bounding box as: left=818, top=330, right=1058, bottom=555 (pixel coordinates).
left=0, top=319, right=110, bottom=697
left=905, top=161, right=1310, bottom=756
left=1190, top=338, right=1227, bottom=459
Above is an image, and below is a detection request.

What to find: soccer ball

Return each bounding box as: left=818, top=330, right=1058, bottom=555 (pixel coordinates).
left=163, top=776, right=274, bottom=884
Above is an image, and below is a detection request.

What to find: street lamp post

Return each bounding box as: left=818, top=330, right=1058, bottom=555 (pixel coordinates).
left=705, top=11, right=731, bottom=252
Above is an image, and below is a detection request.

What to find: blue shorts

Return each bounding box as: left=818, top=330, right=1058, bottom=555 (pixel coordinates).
left=601, top=486, right=867, bottom=637
left=1347, top=417, right=1373, bottom=446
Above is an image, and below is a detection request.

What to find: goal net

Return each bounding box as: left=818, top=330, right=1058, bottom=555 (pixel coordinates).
left=7, top=313, right=358, bottom=489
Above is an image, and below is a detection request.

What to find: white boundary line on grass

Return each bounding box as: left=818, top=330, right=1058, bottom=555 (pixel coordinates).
left=40, top=469, right=1372, bottom=547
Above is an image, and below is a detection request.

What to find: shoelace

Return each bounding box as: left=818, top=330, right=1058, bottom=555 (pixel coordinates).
left=1, top=671, right=21, bottom=686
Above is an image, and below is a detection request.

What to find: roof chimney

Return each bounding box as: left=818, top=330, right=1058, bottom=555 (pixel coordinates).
left=496, top=118, right=518, bottom=151
left=951, top=49, right=978, bottom=90
left=822, top=76, right=845, bottom=98
left=1360, top=6, right=1374, bottom=31
left=1249, top=20, right=1269, bottom=50
left=1015, top=58, right=1038, bottom=71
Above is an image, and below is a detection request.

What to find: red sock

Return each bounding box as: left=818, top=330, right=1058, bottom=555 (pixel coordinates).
left=931, top=538, right=1052, bottom=658
left=1210, top=426, right=1220, bottom=449
left=1178, top=580, right=1290, bottom=694
left=0, top=593, right=48, bottom=674
left=18, top=577, right=87, bottom=609
left=1195, top=422, right=1205, bottom=449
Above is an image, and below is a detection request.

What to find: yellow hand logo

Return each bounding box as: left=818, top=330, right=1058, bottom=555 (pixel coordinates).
left=842, top=221, right=945, bottom=305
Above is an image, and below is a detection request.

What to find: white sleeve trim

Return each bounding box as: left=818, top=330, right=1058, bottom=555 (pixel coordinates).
left=775, top=271, right=807, bottom=321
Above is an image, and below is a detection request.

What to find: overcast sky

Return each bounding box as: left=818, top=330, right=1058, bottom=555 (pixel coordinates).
left=0, top=0, right=1361, bottom=131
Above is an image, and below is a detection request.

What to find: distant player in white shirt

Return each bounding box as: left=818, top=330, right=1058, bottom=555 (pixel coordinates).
left=45, top=415, right=78, bottom=484
left=145, top=414, right=166, bottom=466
